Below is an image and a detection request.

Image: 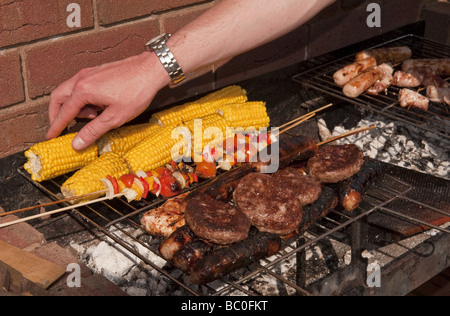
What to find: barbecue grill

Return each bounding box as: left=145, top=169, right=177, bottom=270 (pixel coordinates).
left=292, top=34, right=450, bottom=140
left=8, top=30, right=450, bottom=296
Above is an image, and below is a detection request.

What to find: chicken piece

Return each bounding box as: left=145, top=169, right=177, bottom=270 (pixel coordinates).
left=141, top=192, right=189, bottom=238
left=398, top=89, right=429, bottom=111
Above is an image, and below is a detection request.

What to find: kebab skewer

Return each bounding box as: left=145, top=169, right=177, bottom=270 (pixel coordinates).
left=4, top=103, right=330, bottom=227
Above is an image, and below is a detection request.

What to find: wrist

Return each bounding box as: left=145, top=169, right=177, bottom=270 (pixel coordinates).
left=146, top=33, right=187, bottom=87
left=139, top=51, right=172, bottom=91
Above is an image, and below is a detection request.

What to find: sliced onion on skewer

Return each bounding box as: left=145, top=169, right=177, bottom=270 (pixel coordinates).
left=100, top=178, right=115, bottom=198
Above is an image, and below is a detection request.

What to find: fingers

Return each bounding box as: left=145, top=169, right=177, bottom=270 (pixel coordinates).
left=48, top=67, right=96, bottom=127
left=48, top=83, right=73, bottom=126
left=46, top=90, right=89, bottom=141
left=72, top=107, right=122, bottom=151
left=77, top=106, right=99, bottom=119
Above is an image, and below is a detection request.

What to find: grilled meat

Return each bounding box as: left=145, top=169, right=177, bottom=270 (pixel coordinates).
left=343, top=64, right=392, bottom=98
left=402, top=59, right=450, bottom=76
left=171, top=239, right=216, bottom=272
left=307, top=144, right=364, bottom=183
left=421, top=73, right=448, bottom=88
left=188, top=230, right=281, bottom=285
left=159, top=225, right=195, bottom=261
left=300, top=185, right=338, bottom=232
left=272, top=167, right=322, bottom=206
left=140, top=192, right=188, bottom=238
left=356, top=46, right=412, bottom=64
left=392, top=70, right=424, bottom=88
left=252, top=134, right=318, bottom=172
left=398, top=88, right=429, bottom=110
left=180, top=134, right=318, bottom=213
left=233, top=172, right=303, bottom=235
left=427, top=86, right=450, bottom=105
left=184, top=194, right=251, bottom=245
left=367, top=70, right=394, bottom=95
left=338, top=159, right=382, bottom=212
left=333, top=57, right=377, bottom=86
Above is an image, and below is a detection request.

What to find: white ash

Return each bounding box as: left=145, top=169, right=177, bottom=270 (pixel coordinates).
left=69, top=220, right=354, bottom=296
left=318, top=115, right=449, bottom=180
left=72, top=225, right=178, bottom=296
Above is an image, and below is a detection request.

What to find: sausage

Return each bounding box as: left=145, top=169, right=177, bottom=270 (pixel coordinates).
left=402, top=59, right=450, bottom=76
left=281, top=185, right=338, bottom=241
left=398, top=88, right=429, bottom=111
left=297, top=186, right=338, bottom=233
left=427, top=86, right=450, bottom=105
left=179, top=188, right=338, bottom=281
left=366, top=74, right=393, bottom=95
left=254, top=134, right=318, bottom=172
left=333, top=57, right=377, bottom=86
left=171, top=239, right=216, bottom=272
left=183, top=163, right=256, bottom=209
left=421, top=73, right=448, bottom=88
left=365, top=63, right=394, bottom=95
left=188, top=230, right=282, bottom=284
left=177, top=163, right=256, bottom=215
left=339, top=159, right=382, bottom=212
left=343, top=65, right=385, bottom=98
left=356, top=46, right=412, bottom=64
left=392, top=70, right=424, bottom=88
left=159, top=225, right=195, bottom=261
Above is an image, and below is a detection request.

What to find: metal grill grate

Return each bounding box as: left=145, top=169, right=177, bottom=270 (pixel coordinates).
left=292, top=34, right=450, bottom=140
left=17, top=156, right=450, bottom=296
left=14, top=35, right=450, bottom=296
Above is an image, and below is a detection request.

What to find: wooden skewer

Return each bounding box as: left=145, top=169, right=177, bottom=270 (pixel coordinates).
left=278, top=103, right=332, bottom=129
left=0, top=189, right=109, bottom=218
left=91, top=123, right=378, bottom=229
left=2, top=104, right=335, bottom=228
left=3, top=109, right=321, bottom=220
left=0, top=193, right=123, bottom=229
left=105, top=124, right=378, bottom=227
left=318, top=125, right=377, bottom=146
left=278, top=112, right=316, bottom=135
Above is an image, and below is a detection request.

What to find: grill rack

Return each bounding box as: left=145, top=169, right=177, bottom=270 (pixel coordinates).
left=18, top=160, right=450, bottom=296
left=15, top=34, right=450, bottom=296
left=292, top=34, right=450, bottom=140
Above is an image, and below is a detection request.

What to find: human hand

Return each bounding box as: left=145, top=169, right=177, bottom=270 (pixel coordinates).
left=46, top=51, right=170, bottom=151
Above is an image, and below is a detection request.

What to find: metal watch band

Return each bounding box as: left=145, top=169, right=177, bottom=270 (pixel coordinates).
left=146, top=34, right=186, bottom=87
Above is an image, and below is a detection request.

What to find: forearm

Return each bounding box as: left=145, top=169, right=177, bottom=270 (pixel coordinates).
left=168, top=0, right=335, bottom=74
left=46, top=0, right=334, bottom=150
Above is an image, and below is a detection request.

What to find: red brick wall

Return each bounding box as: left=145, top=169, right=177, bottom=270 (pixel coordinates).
left=0, top=0, right=440, bottom=158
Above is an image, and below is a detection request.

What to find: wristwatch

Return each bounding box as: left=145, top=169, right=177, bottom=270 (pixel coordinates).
left=146, top=33, right=186, bottom=87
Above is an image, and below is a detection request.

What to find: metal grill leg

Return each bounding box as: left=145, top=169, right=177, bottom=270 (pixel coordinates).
left=296, top=237, right=307, bottom=289
left=351, top=209, right=369, bottom=282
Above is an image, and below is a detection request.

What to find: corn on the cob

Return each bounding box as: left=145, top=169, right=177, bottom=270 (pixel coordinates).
left=97, top=123, right=161, bottom=156
left=61, top=152, right=130, bottom=202
left=219, top=101, right=270, bottom=130
left=185, top=113, right=231, bottom=162
left=123, top=127, right=182, bottom=173
left=151, top=85, right=248, bottom=127
left=125, top=113, right=232, bottom=172
left=24, top=133, right=98, bottom=182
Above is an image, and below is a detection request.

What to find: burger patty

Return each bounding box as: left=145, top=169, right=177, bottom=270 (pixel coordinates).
left=272, top=168, right=322, bottom=206
left=233, top=172, right=303, bottom=235
left=184, top=195, right=251, bottom=245
left=307, top=144, right=364, bottom=183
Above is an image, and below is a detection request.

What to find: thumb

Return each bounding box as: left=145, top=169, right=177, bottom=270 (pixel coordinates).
left=72, top=109, right=120, bottom=151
